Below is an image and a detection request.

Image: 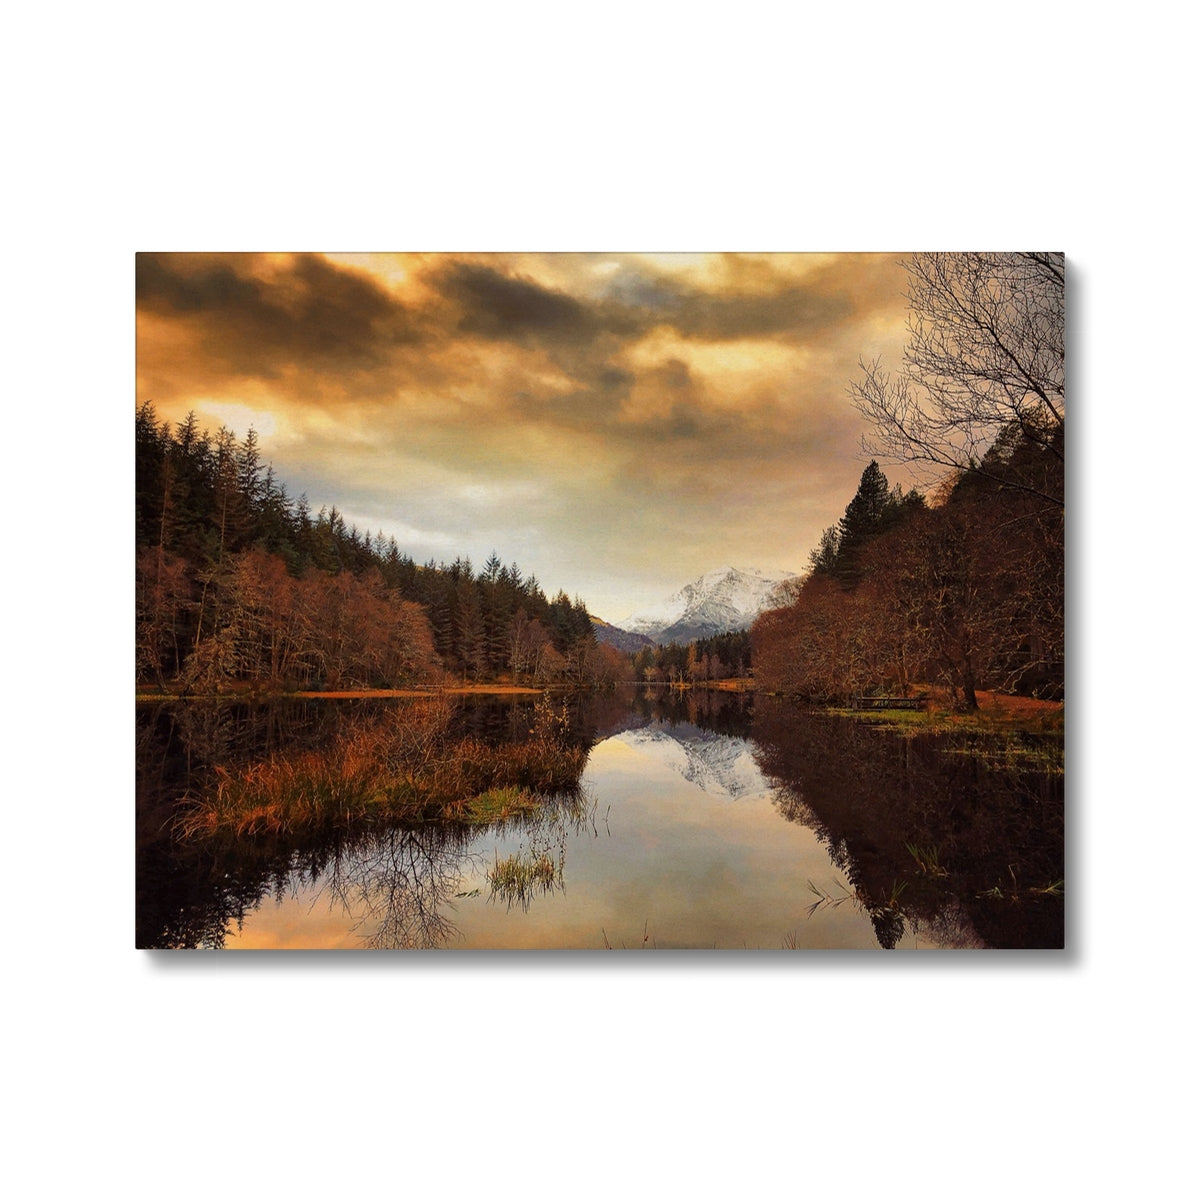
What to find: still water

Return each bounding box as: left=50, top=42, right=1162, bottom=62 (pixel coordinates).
left=136, top=689, right=1063, bottom=950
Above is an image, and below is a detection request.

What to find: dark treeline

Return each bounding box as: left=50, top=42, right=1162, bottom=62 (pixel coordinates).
left=627, top=630, right=752, bottom=684
left=136, top=402, right=624, bottom=691
left=753, top=427, right=1064, bottom=708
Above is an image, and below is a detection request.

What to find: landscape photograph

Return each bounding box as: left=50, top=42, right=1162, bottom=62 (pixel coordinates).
left=135, top=250, right=1065, bottom=951
left=18, top=0, right=1199, bottom=1190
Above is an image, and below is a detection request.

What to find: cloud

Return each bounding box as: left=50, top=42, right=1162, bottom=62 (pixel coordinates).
left=588, top=253, right=893, bottom=345
left=135, top=251, right=915, bottom=619
left=137, top=252, right=433, bottom=403
left=429, top=260, right=599, bottom=345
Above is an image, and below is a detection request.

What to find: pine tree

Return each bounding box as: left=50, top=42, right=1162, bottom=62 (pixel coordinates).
left=832, top=461, right=896, bottom=587
left=482, top=551, right=503, bottom=584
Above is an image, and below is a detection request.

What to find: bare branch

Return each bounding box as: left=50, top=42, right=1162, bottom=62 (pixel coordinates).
left=851, top=252, right=1064, bottom=506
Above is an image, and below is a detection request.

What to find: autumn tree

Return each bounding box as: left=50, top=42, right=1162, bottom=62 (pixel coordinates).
left=754, top=443, right=1062, bottom=707
left=753, top=576, right=858, bottom=701
left=135, top=402, right=604, bottom=690
left=509, top=609, right=551, bottom=684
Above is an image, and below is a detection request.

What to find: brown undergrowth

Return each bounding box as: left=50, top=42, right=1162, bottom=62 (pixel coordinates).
left=173, top=694, right=587, bottom=841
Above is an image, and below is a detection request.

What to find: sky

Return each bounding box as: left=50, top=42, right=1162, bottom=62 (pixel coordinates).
left=136, top=251, right=915, bottom=623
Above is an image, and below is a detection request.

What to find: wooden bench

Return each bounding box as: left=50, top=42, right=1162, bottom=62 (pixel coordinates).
left=849, top=695, right=926, bottom=711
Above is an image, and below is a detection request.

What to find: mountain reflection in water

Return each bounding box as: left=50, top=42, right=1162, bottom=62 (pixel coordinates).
left=136, top=688, right=1062, bottom=950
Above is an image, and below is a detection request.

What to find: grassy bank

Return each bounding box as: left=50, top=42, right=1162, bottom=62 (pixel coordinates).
left=832, top=689, right=1063, bottom=734
left=136, top=683, right=548, bottom=703
left=827, top=689, right=1064, bottom=772
left=173, top=695, right=588, bottom=841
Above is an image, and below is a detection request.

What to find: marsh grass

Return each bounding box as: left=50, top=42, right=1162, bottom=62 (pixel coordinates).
left=905, top=842, right=949, bottom=877
left=832, top=698, right=1064, bottom=773
left=977, top=875, right=1065, bottom=902
left=835, top=693, right=1063, bottom=737
left=452, top=787, right=542, bottom=823
left=173, top=695, right=589, bottom=841
left=487, top=849, right=562, bottom=911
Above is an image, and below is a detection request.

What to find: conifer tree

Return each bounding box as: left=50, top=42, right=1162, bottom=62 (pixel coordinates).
left=828, top=461, right=898, bottom=587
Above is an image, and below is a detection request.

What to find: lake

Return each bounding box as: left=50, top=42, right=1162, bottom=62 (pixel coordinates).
left=136, top=688, right=1063, bottom=950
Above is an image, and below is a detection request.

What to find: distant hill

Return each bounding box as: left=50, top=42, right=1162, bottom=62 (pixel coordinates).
left=614, top=566, right=797, bottom=644
left=591, top=616, right=654, bottom=654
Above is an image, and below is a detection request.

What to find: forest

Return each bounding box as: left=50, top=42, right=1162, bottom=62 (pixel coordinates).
left=753, top=253, right=1065, bottom=709
left=629, top=631, right=753, bottom=685
left=135, top=403, right=624, bottom=692
left=752, top=450, right=1063, bottom=707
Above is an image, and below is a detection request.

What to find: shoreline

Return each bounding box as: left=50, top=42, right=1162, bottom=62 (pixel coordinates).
left=136, top=684, right=547, bottom=702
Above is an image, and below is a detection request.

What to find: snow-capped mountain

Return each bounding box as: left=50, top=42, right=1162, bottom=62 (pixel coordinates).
left=616, top=566, right=796, bottom=644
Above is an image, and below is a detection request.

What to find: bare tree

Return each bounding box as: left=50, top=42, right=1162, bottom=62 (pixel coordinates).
left=851, top=252, right=1065, bottom=505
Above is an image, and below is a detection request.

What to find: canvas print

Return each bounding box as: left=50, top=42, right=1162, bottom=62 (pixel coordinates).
left=135, top=252, right=1064, bottom=950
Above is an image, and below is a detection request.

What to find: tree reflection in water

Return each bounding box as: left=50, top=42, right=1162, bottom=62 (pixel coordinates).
left=137, top=689, right=1062, bottom=950
left=137, top=696, right=597, bottom=949
left=320, top=826, right=478, bottom=949
left=316, top=791, right=594, bottom=948
left=754, top=699, right=1063, bottom=949
left=595, top=687, right=1061, bottom=949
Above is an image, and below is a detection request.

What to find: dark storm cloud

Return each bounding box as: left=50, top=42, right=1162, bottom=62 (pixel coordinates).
left=137, top=252, right=425, bottom=381
left=426, top=256, right=850, bottom=355
left=431, top=261, right=599, bottom=344
left=137, top=252, right=265, bottom=315
left=653, top=357, right=692, bottom=391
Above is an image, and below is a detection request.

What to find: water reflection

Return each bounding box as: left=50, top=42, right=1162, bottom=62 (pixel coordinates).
left=751, top=701, right=1064, bottom=949
left=136, top=688, right=1063, bottom=949
left=136, top=696, right=594, bottom=949
left=320, top=827, right=475, bottom=949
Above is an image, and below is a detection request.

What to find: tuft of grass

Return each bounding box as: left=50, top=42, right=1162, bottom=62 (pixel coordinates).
left=488, top=849, right=561, bottom=911
left=905, top=842, right=949, bottom=877
left=977, top=877, right=1065, bottom=903
left=453, top=787, right=542, bottom=824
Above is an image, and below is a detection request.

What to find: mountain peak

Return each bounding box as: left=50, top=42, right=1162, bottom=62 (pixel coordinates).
left=616, top=566, right=796, bottom=644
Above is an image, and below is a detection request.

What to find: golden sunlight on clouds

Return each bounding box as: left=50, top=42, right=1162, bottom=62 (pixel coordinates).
left=194, top=401, right=278, bottom=441
left=136, top=251, right=912, bottom=619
